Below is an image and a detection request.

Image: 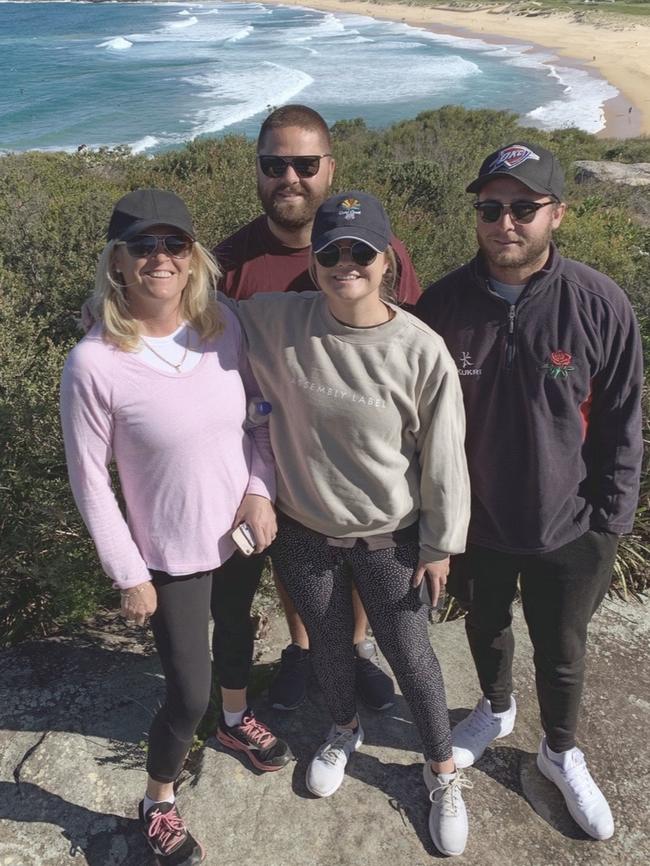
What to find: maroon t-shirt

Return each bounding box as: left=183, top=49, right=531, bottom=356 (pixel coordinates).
left=213, top=215, right=421, bottom=305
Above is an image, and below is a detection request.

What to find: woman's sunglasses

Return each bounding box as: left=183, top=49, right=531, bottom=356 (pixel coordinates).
left=474, top=200, right=555, bottom=224
left=122, top=235, right=193, bottom=259
left=258, top=154, right=331, bottom=179
left=315, top=241, right=378, bottom=269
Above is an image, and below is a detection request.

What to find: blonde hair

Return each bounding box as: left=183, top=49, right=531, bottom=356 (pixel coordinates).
left=309, top=244, right=397, bottom=303
left=90, top=240, right=223, bottom=350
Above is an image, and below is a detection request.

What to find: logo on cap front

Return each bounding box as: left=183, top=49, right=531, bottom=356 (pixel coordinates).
left=338, top=197, right=362, bottom=221
left=488, top=145, right=540, bottom=174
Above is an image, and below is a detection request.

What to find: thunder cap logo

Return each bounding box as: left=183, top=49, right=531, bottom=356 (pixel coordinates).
left=488, top=145, right=540, bottom=174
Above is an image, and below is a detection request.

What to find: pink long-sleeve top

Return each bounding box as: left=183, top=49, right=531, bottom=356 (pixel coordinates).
left=60, top=304, right=275, bottom=590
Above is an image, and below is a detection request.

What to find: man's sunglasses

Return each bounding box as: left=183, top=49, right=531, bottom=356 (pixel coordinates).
left=121, top=235, right=193, bottom=259
left=474, top=200, right=556, bottom=224
left=258, top=154, right=331, bottom=179
left=315, top=241, right=378, bottom=268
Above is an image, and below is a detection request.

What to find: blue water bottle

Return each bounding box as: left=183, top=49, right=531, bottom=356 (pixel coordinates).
left=245, top=399, right=272, bottom=429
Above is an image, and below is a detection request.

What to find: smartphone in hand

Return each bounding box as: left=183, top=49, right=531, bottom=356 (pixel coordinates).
left=418, top=577, right=445, bottom=611
left=231, top=522, right=256, bottom=556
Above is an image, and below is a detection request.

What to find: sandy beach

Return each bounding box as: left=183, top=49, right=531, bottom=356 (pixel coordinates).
left=272, top=1, right=650, bottom=138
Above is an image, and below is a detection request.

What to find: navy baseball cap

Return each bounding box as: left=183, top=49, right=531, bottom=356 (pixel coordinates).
left=312, top=191, right=391, bottom=253
left=107, top=188, right=196, bottom=241
left=466, top=142, right=565, bottom=200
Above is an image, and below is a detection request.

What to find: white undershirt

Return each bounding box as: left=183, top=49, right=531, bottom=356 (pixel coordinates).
left=135, top=323, right=203, bottom=373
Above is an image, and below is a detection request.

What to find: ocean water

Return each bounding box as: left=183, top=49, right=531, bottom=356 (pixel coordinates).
left=0, top=1, right=618, bottom=153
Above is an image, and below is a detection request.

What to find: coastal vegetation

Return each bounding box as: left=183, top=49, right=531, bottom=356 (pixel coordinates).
left=386, top=1, right=650, bottom=19
left=1, top=106, right=649, bottom=645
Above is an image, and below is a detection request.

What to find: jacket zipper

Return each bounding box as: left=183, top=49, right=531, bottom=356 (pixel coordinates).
left=506, top=304, right=516, bottom=370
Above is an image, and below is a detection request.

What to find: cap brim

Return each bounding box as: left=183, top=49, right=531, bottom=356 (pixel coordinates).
left=313, top=227, right=387, bottom=253
left=466, top=172, right=552, bottom=197
left=119, top=219, right=195, bottom=241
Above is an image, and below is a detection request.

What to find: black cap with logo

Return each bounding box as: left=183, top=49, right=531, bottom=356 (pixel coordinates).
left=466, top=142, right=565, bottom=200
left=311, top=191, right=391, bottom=253
left=107, top=188, right=196, bottom=241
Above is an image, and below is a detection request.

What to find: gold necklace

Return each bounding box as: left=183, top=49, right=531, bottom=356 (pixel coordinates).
left=140, top=326, right=190, bottom=374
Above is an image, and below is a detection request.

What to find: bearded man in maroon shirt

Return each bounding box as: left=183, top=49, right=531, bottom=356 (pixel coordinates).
left=214, top=105, right=421, bottom=713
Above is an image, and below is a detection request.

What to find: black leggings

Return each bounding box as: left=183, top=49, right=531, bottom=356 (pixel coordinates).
left=271, top=517, right=453, bottom=763
left=452, top=529, right=618, bottom=752
left=146, top=552, right=265, bottom=783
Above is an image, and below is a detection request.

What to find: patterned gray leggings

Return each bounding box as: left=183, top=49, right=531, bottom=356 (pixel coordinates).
left=271, top=516, right=453, bottom=762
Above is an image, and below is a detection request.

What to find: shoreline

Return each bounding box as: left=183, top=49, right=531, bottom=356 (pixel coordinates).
left=267, top=1, right=650, bottom=139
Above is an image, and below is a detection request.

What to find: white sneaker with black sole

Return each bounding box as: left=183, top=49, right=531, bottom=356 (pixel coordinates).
left=423, top=762, right=472, bottom=856
left=452, top=695, right=516, bottom=769
left=306, top=721, right=364, bottom=798
left=537, top=737, right=614, bottom=840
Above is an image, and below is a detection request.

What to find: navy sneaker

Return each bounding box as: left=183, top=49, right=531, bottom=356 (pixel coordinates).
left=216, top=708, right=293, bottom=771
left=138, top=800, right=204, bottom=865
left=355, top=640, right=395, bottom=711
left=268, top=643, right=310, bottom=710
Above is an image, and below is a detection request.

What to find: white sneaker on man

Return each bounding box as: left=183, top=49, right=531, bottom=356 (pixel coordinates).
left=423, top=762, right=472, bottom=856
left=306, top=721, right=364, bottom=798
left=537, top=737, right=614, bottom=840
left=451, top=695, right=516, bottom=769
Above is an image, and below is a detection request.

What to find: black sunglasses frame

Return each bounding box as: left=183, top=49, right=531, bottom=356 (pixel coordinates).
left=474, top=199, right=556, bottom=224
left=257, top=154, right=331, bottom=179
left=121, top=234, right=194, bottom=259
left=315, top=241, right=379, bottom=269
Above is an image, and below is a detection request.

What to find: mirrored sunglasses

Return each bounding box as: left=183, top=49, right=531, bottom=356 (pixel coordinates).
left=474, top=200, right=556, bottom=224
left=122, top=234, right=193, bottom=259
left=315, top=241, right=378, bottom=269
left=258, top=154, right=331, bottom=179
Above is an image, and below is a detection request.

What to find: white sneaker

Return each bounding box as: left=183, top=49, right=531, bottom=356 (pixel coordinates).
left=537, top=737, right=614, bottom=840
left=306, top=721, right=364, bottom=798
left=423, top=763, right=472, bottom=856
left=451, top=695, right=516, bottom=769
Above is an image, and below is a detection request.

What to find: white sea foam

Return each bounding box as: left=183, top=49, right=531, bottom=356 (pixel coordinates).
left=524, top=64, right=617, bottom=133
left=165, top=16, right=198, bottom=30
left=97, top=37, right=133, bottom=51
left=130, top=135, right=160, bottom=154
left=183, top=62, right=314, bottom=136
left=226, top=26, right=253, bottom=42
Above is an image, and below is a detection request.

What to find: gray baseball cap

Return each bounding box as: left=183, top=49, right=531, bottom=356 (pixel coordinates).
left=466, top=142, right=565, bottom=199
left=107, top=188, right=196, bottom=241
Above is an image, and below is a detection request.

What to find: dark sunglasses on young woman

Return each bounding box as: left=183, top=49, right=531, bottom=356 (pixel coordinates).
left=258, top=154, right=331, bottom=179
left=122, top=235, right=193, bottom=259
left=474, top=200, right=556, bottom=224
left=315, top=241, right=378, bottom=269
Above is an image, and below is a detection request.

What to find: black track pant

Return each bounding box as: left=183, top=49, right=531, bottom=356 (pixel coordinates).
left=146, top=552, right=265, bottom=783
left=452, top=529, right=618, bottom=752
left=271, top=516, right=453, bottom=763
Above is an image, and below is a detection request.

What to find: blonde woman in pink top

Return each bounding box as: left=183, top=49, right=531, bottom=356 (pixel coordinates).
left=60, top=189, right=291, bottom=866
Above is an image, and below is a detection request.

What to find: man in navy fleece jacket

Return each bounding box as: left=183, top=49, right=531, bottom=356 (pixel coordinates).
left=416, top=142, right=643, bottom=842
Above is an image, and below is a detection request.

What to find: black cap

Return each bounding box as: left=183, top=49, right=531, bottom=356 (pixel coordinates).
left=311, top=191, right=391, bottom=253
left=466, top=142, right=565, bottom=199
left=107, top=188, right=196, bottom=241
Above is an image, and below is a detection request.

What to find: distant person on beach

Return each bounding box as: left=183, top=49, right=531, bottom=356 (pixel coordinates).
left=224, top=190, right=472, bottom=857
left=60, top=188, right=291, bottom=866
left=416, top=142, right=643, bottom=841
left=214, top=104, right=421, bottom=715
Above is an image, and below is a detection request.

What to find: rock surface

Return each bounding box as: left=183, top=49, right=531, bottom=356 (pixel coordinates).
left=574, top=160, right=650, bottom=187
left=1, top=597, right=649, bottom=866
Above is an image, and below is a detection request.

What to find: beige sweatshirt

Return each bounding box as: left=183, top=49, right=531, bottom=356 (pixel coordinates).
left=230, top=291, right=470, bottom=561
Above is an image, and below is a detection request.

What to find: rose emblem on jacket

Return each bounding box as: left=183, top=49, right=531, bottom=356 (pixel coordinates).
left=541, top=350, right=575, bottom=379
